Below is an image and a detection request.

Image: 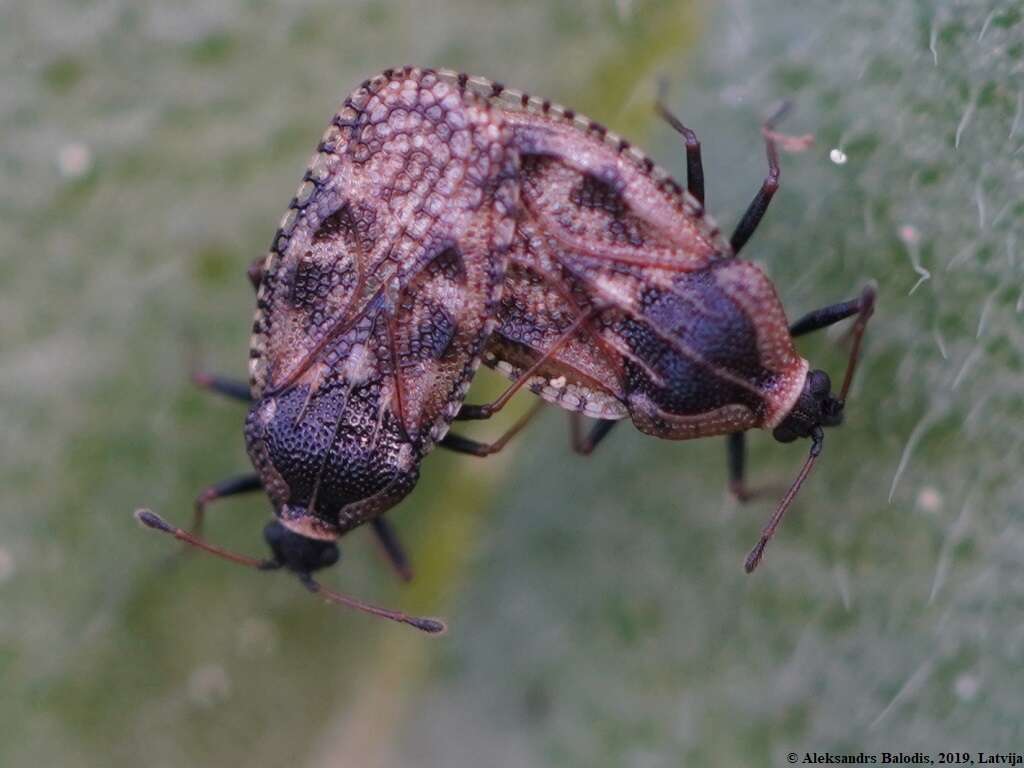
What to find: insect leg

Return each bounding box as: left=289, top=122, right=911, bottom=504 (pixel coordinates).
left=725, top=432, right=787, bottom=502
left=192, top=372, right=252, bottom=402
left=655, top=101, right=705, bottom=206
left=192, top=473, right=263, bottom=534
left=729, top=106, right=789, bottom=255
left=787, top=285, right=875, bottom=399
left=837, top=286, right=876, bottom=402
left=442, top=400, right=544, bottom=456
left=789, top=297, right=862, bottom=337
left=370, top=517, right=413, bottom=583
left=247, top=256, right=266, bottom=290
left=456, top=309, right=598, bottom=421
left=726, top=432, right=755, bottom=501
left=569, top=414, right=618, bottom=456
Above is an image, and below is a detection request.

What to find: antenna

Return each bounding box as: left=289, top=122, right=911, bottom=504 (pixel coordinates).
left=745, top=284, right=876, bottom=572
left=744, top=429, right=823, bottom=573
left=135, top=509, right=446, bottom=634
left=838, top=285, right=877, bottom=402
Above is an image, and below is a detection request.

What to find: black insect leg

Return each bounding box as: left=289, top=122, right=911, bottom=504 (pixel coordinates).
left=192, top=372, right=252, bottom=402
left=726, top=432, right=753, bottom=501
left=655, top=101, right=705, bottom=206
left=729, top=108, right=787, bottom=255
left=788, top=286, right=876, bottom=400
left=192, top=473, right=263, bottom=534
left=789, top=297, right=862, bottom=337
left=247, top=256, right=266, bottom=290
left=457, top=309, right=598, bottom=421
left=442, top=400, right=544, bottom=456
left=725, top=432, right=788, bottom=502
left=370, top=517, right=413, bottom=583
left=569, top=414, right=619, bottom=456
left=439, top=433, right=499, bottom=456
left=725, top=432, right=768, bottom=503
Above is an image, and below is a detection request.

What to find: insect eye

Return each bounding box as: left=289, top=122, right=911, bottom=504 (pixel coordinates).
left=821, top=397, right=844, bottom=424
left=772, top=424, right=799, bottom=443
left=320, top=547, right=340, bottom=567
left=808, top=370, right=832, bottom=397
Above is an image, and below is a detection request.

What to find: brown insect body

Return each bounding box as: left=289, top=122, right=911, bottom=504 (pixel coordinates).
left=466, top=80, right=808, bottom=439
left=246, top=68, right=518, bottom=541
left=136, top=67, right=874, bottom=632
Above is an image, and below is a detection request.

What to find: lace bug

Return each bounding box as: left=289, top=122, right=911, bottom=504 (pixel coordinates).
left=136, top=67, right=874, bottom=633
left=453, top=77, right=875, bottom=574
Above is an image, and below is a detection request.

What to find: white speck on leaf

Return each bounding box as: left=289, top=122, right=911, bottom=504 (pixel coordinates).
left=57, top=142, right=93, bottom=179
left=829, top=148, right=847, bottom=165
left=899, top=225, right=920, bottom=245
left=188, top=664, right=231, bottom=708
left=955, top=673, right=980, bottom=702
left=237, top=617, right=278, bottom=657
left=916, top=486, right=943, bottom=513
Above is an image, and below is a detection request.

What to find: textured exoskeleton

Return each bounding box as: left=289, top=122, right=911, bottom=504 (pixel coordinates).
left=246, top=68, right=518, bottom=541
left=453, top=72, right=874, bottom=572
left=137, top=67, right=873, bottom=632
left=432, top=77, right=802, bottom=441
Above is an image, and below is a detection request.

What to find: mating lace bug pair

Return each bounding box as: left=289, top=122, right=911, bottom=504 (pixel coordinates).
left=136, top=67, right=874, bottom=633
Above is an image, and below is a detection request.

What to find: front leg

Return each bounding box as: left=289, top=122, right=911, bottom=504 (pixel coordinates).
left=192, top=372, right=252, bottom=403
left=441, top=401, right=544, bottom=457
left=788, top=297, right=862, bottom=338
left=726, top=432, right=789, bottom=504
left=370, top=517, right=413, bottom=583
left=727, top=432, right=753, bottom=501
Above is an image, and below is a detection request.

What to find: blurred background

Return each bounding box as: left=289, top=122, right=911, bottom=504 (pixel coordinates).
left=3, top=0, right=1023, bottom=765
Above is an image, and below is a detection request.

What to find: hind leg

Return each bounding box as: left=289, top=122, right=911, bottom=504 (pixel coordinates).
left=570, top=414, right=619, bottom=456
left=191, top=473, right=263, bottom=534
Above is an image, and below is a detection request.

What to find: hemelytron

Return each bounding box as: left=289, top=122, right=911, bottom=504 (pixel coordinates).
left=136, top=67, right=875, bottom=633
